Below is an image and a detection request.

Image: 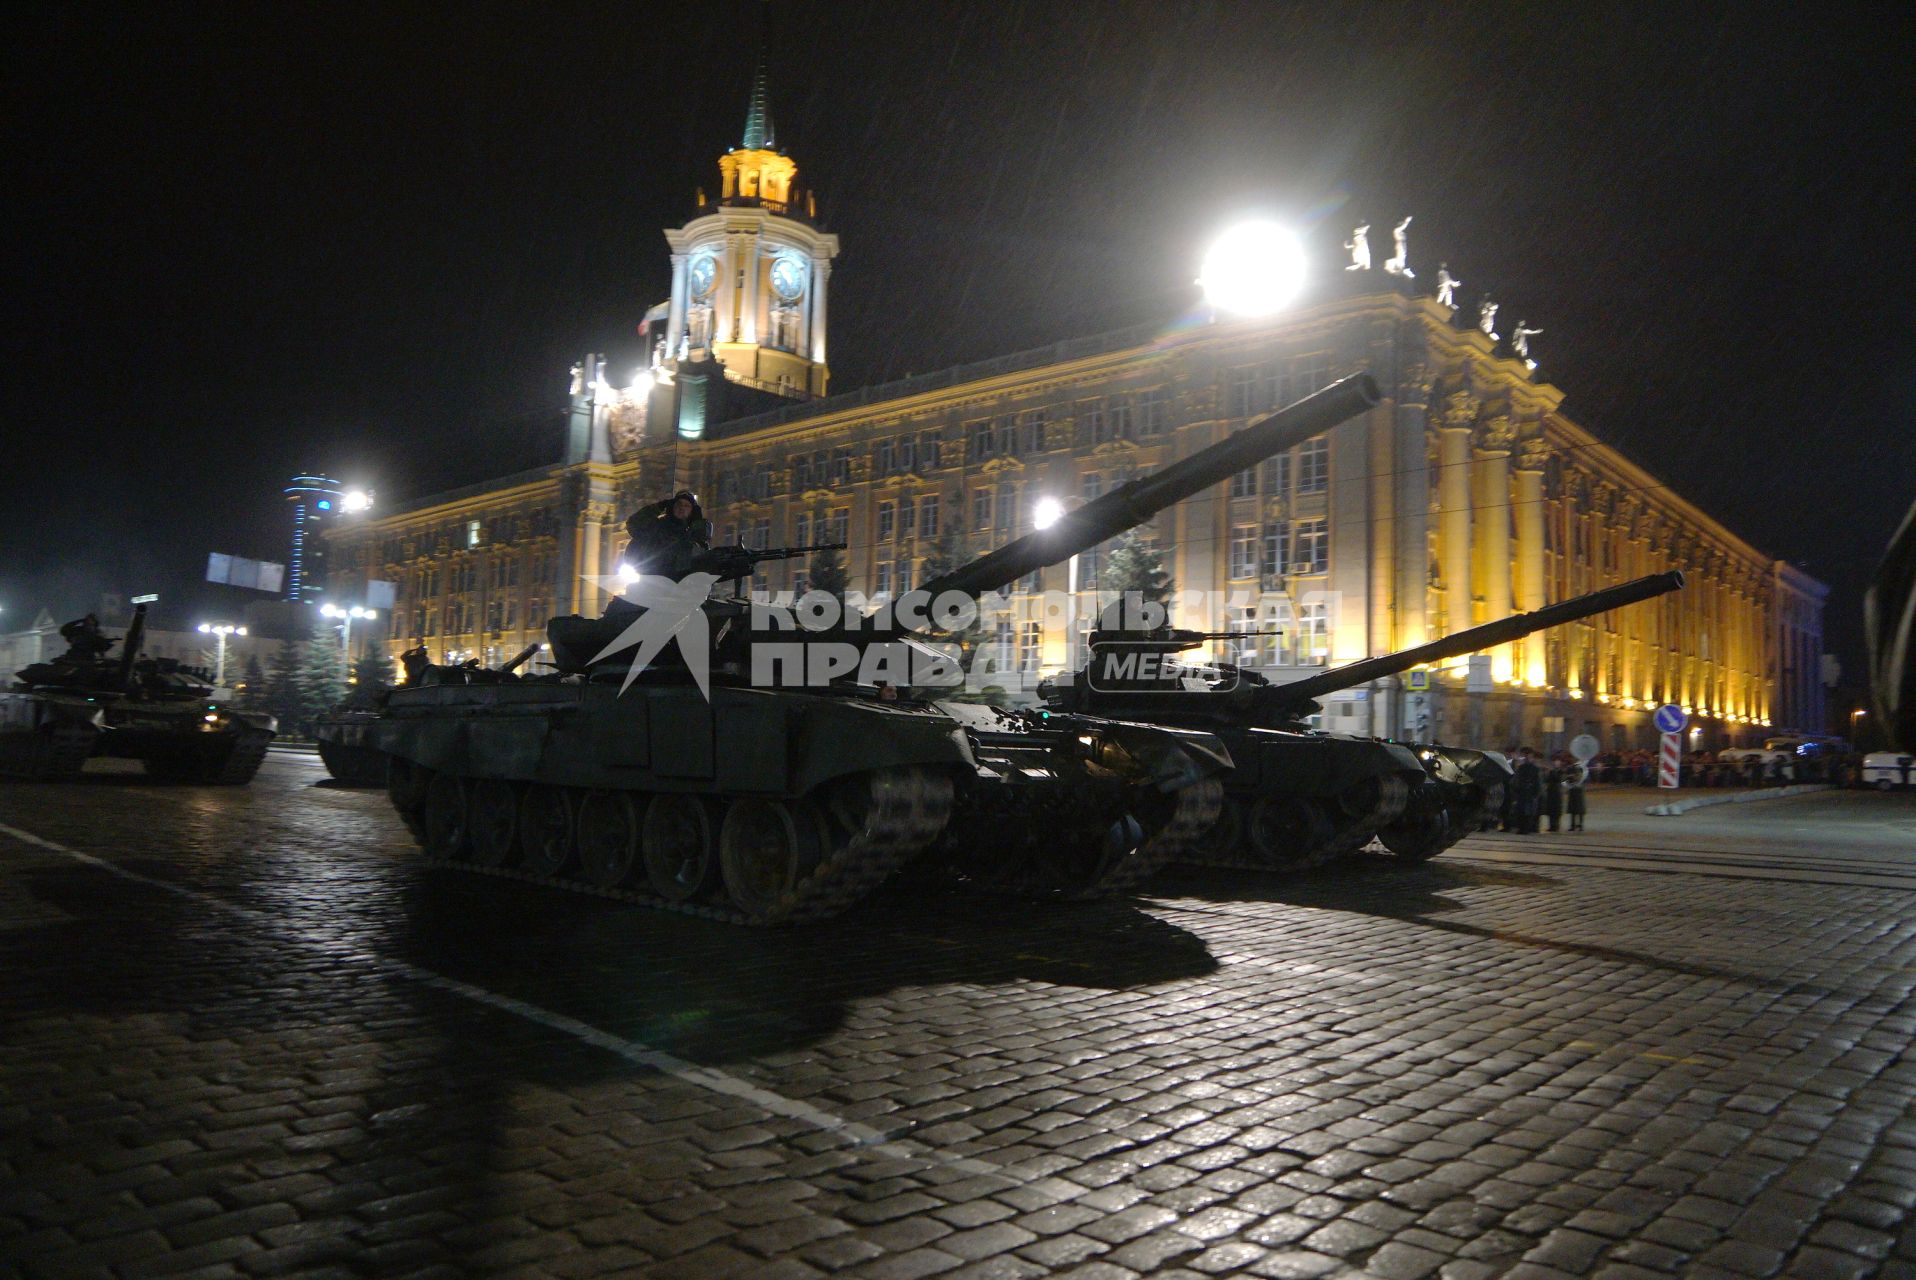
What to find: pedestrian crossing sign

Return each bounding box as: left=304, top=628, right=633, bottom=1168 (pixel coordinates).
left=1406, top=669, right=1429, bottom=692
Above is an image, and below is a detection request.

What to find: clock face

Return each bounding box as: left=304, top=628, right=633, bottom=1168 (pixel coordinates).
left=770, top=256, right=806, bottom=302
left=688, top=254, right=717, bottom=298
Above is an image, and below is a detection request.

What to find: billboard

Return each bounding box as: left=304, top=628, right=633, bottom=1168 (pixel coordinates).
left=207, top=553, right=287, bottom=594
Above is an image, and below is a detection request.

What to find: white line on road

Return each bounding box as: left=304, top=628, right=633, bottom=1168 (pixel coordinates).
left=0, top=819, right=1098, bottom=1205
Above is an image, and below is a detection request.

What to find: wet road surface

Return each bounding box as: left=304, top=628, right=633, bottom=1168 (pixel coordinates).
left=3, top=752, right=1915, bottom=1278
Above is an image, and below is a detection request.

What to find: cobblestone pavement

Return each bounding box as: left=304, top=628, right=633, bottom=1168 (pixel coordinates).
left=3, top=753, right=1915, bottom=1279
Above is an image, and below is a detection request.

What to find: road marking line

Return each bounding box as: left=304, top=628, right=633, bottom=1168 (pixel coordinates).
left=0, top=818, right=1097, bottom=1201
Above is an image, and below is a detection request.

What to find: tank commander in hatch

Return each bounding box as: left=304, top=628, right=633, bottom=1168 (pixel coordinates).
left=621, top=489, right=713, bottom=580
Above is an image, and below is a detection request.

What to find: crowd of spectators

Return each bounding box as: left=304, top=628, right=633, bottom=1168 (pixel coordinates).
left=1580, top=748, right=1858, bottom=788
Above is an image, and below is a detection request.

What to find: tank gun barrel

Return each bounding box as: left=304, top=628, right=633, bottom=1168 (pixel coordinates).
left=918, top=373, right=1381, bottom=601
left=116, top=605, right=148, bottom=690
left=1266, top=571, right=1686, bottom=707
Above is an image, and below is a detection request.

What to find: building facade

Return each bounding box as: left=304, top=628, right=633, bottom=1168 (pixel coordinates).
left=326, top=84, right=1826, bottom=753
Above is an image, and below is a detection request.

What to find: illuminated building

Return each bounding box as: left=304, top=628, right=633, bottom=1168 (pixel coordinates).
left=283, top=474, right=344, bottom=601
left=327, top=76, right=1826, bottom=750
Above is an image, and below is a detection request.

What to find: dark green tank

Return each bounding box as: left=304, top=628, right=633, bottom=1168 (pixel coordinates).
left=0, top=605, right=277, bottom=784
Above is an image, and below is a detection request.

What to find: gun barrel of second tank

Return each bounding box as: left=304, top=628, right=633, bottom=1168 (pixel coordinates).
left=1268, top=571, right=1686, bottom=706
left=116, top=604, right=149, bottom=689
left=918, top=372, right=1381, bottom=601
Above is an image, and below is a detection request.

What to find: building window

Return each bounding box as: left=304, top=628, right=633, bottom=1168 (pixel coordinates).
left=467, top=520, right=482, bottom=548
left=1263, top=521, right=1289, bottom=576
left=900, top=500, right=916, bottom=537
left=876, top=438, right=897, bottom=475
left=1230, top=458, right=1257, bottom=499
left=996, top=482, right=1017, bottom=530
left=1262, top=451, right=1291, bottom=497
left=1021, top=408, right=1048, bottom=453
left=918, top=495, right=939, bottom=537
left=1019, top=620, right=1042, bottom=671
left=1230, top=526, right=1259, bottom=579
left=971, top=488, right=992, bottom=532
left=1078, top=398, right=1104, bottom=444
left=795, top=513, right=812, bottom=546
left=877, top=501, right=895, bottom=541
left=750, top=519, right=770, bottom=549
left=832, top=448, right=853, bottom=485
left=1140, top=388, right=1171, bottom=436
left=874, top=561, right=892, bottom=597
left=1294, top=518, right=1328, bottom=574
left=1226, top=605, right=1259, bottom=666
left=1081, top=472, right=1103, bottom=501
left=827, top=508, right=849, bottom=544
left=917, top=431, right=940, bottom=471
left=1299, top=600, right=1330, bottom=662
left=896, top=558, right=913, bottom=594
left=1228, top=366, right=1258, bottom=417
left=1297, top=437, right=1328, bottom=494
left=967, top=420, right=992, bottom=461
left=1106, top=396, right=1132, bottom=442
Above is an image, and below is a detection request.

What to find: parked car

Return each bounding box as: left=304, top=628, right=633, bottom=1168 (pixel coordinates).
left=1861, top=752, right=1916, bottom=790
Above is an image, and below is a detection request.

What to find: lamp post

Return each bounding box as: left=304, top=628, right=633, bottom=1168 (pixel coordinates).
left=195, top=622, right=246, bottom=688
left=1033, top=497, right=1078, bottom=673
left=320, top=604, right=376, bottom=666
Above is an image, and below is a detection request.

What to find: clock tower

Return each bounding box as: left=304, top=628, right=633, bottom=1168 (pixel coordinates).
left=660, top=60, right=839, bottom=403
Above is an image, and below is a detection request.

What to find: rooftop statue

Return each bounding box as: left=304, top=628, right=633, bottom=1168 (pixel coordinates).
left=1345, top=224, right=1371, bottom=272
left=1478, top=296, right=1499, bottom=340
left=1435, top=264, right=1461, bottom=309
left=1384, top=216, right=1414, bottom=277
left=1512, top=321, right=1543, bottom=369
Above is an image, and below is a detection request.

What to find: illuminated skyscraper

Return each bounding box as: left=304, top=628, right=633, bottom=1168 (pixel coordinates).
left=283, top=475, right=343, bottom=601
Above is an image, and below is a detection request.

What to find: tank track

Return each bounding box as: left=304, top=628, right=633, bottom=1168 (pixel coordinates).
left=1176, top=776, right=1409, bottom=874
left=0, top=726, right=96, bottom=782
left=409, top=767, right=954, bottom=926
left=1089, top=778, right=1224, bottom=897
left=207, top=732, right=273, bottom=785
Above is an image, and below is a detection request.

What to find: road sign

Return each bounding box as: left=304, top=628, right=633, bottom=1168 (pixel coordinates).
left=1405, top=669, right=1429, bottom=692
left=1658, top=732, right=1682, bottom=788
left=1569, top=733, right=1601, bottom=762
left=1653, top=703, right=1688, bottom=734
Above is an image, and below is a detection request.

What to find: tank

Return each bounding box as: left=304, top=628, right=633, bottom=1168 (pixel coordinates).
left=1868, top=498, right=1916, bottom=752
left=1040, top=573, right=1686, bottom=869
left=1264, top=571, right=1687, bottom=861
left=313, top=687, right=390, bottom=785
left=370, top=373, right=1385, bottom=924
left=0, top=605, right=278, bottom=784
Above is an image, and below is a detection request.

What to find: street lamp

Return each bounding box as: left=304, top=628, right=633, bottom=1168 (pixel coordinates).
left=340, top=489, right=373, bottom=514
left=320, top=604, right=376, bottom=666
left=1033, top=497, right=1080, bottom=672
left=1198, top=220, right=1307, bottom=316
left=195, top=622, right=246, bottom=687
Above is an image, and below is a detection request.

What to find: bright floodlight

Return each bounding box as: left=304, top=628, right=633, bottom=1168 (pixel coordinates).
left=1198, top=221, right=1307, bottom=316
left=617, top=562, right=640, bottom=583
left=197, top=622, right=211, bottom=633
left=320, top=603, right=341, bottom=618
left=1033, top=497, right=1065, bottom=531
left=341, top=489, right=372, bottom=513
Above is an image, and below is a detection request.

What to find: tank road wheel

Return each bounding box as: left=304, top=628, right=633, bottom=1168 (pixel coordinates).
left=1379, top=803, right=1450, bottom=863
left=423, top=772, right=471, bottom=860
left=642, top=793, right=719, bottom=902
left=719, top=798, right=828, bottom=919
left=519, top=785, right=576, bottom=876
left=577, top=790, right=644, bottom=888
left=387, top=758, right=433, bottom=844
left=1247, top=795, right=1333, bottom=869
left=467, top=779, right=521, bottom=868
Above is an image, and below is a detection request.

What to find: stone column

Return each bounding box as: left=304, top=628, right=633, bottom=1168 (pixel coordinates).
left=579, top=505, right=604, bottom=615
left=1437, top=391, right=1477, bottom=637
left=1513, top=438, right=1547, bottom=686
left=809, top=257, right=832, bottom=374
left=741, top=231, right=762, bottom=345
left=665, top=252, right=688, bottom=360
left=1474, top=414, right=1515, bottom=681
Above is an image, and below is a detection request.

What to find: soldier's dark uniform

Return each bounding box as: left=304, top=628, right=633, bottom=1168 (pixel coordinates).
left=622, top=490, right=713, bottom=580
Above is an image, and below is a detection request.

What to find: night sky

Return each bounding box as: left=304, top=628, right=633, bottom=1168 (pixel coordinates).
left=5, top=2, right=1911, bottom=676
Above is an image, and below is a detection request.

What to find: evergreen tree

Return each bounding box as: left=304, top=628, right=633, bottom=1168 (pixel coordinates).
left=1098, top=530, right=1175, bottom=625
left=918, top=522, right=1008, bottom=701
left=353, top=652, right=394, bottom=691
left=297, top=636, right=347, bottom=728
left=237, top=654, right=268, bottom=710
left=807, top=545, right=849, bottom=600
left=265, top=640, right=304, bottom=732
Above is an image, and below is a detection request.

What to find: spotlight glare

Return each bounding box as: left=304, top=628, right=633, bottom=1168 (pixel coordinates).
left=1198, top=221, right=1307, bottom=316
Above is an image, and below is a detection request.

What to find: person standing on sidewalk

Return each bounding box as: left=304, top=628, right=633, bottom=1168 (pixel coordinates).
left=1542, top=759, right=1564, bottom=832
left=1565, top=760, right=1588, bottom=831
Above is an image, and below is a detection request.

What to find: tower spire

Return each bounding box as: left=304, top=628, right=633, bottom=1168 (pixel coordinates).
left=742, top=53, right=775, bottom=152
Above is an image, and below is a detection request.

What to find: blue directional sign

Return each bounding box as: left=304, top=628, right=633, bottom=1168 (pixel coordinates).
left=1653, top=703, right=1688, bottom=734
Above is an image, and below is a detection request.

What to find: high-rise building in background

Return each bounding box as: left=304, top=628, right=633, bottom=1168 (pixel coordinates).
left=283, top=475, right=343, bottom=601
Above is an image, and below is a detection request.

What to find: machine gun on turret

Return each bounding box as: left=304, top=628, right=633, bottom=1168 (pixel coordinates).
left=691, top=541, right=848, bottom=589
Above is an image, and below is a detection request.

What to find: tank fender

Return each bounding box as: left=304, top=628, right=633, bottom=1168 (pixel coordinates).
left=784, top=698, right=977, bottom=797
left=1081, top=721, right=1234, bottom=793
